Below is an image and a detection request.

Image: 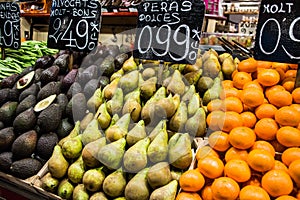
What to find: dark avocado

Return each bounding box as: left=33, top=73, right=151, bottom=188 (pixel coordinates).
left=13, top=108, right=37, bottom=134
left=115, top=53, right=129, bottom=70
left=37, top=81, right=61, bottom=101
left=0, top=101, right=18, bottom=125
left=11, top=130, right=37, bottom=159
left=61, top=69, right=78, bottom=91
left=57, top=118, right=74, bottom=139
left=67, top=82, right=82, bottom=100
left=56, top=93, right=68, bottom=117
left=16, top=95, right=36, bottom=115
left=10, top=158, right=42, bottom=179
left=77, top=65, right=98, bottom=85
left=99, top=55, right=115, bottom=77
left=83, top=79, right=99, bottom=98
left=0, top=127, right=15, bottom=152
left=40, top=65, right=60, bottom=85
left=66, top=92, right=87, bottom=122
left=98, top=76, right=110, bottom=89
left=37, top=104, right=62, bottom=133
left=36, top=132, right=58, bottom=159
left=53, top=54, right=69, bottom=74
left=0, top=152, right=13, bottom=173
left=107, top=44, right=120, bottom=57
left=35, top=55, right=55, bottom=69
left=34, top=68, right=43, bottom=83
left=16, top=71, right=35, bottom=90
left=19, top=83, right=40, bottom=102
left=0, top=74, right=20, bottom=89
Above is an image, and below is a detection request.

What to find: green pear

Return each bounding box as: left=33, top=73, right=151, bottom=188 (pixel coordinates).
left=147, top=162, right=172, bottom=189
left=81, top=119, right=103, bottom=145
left=149, top=180, right=178, bottom=200
left=184, top=69, right=202, bottom=85
left=169, top=101, right=188, bottom=132
left=73, top=184, right=89, bottom=200
left=171, top=170, right=182, bottom=181
left=98, top=138, right=126, bottom=169
left=126, top=120, right=147, bottom=146
left=168, top=133, right=192, bottom=169
left=122, top=98, right=141, bottom=122
left=140, top=77, right=157, bottom=100
left=138, top=72, right=145, bottom=87
left=57, top=179, right=74, bottom=200
left=103, top=167, right=126, bottom=197
left=90, top=192, right=108, bottom=200
left=122, top=56, right=137, bottom=72
left=184, top=62, right=202, bottom=73
left=61, top=134, right=83, bottom=159
left=83, top=167, right=106, bottom=192
left=123, top=137, right=150, bottom=173
left=87, top=88, right=103, bottom=113
left=142, top=67, right=156, bottom=80
left=80, top=113, right=94, bottom=131
left=203, top=77, right=221, bottom=105
left=119, top=70, right=139, bottom=94
left=103, top=77, right=120, bottom=100
left=187, top=93, right=201, bottom=117
left=40, top=172, right=59, bottom=193
left=153, top=94, right=177, bottom=118
left=107, top=88, right=123, bottom=115
left=181, top=85, right=196, bottom=102
left=96, top=102, right=111, bottom=130
left=59, top=121, right=80, bottom=146
left=68, top=155, right=85, bottom=184
left=167, top=70, right=186, bottom=95
left=124, top=88, right=141, bottom=104
left=110, top=113, right=119, bottom=126
left=48, top=145, right=69, bottom=178
left=82, top=137, right=106, bottom=168
left=147, top=129, right=168, bottom=163
left=111, top=69, right=124, bottom=82
left=185, top=107, right=206, bottom=137
left=105, top=113, right=131, bottom=142
left=124, top=168, right=150, bottom=200
left=202, top=57, right=221, bottom=78
left=148, top=120, right=167, bottom=141
left=197, top=76, right=214, bottom=94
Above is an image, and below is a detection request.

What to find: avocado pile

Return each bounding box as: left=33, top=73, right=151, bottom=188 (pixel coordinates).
left=35, top=48, right=234, bottom=200
left=0, top=44, right=131, bottom=179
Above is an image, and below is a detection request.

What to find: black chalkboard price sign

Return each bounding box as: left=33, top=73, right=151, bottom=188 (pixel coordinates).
left=254, top=0, right=300, bottom=64
left=0, top=2, right=20, bottom=49
left=47, top=0, right=101, bottom=52
left=133, top=0, right=205, bottom=64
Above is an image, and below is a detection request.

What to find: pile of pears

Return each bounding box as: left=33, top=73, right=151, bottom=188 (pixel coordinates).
left=38, top=49, right=236, bottom=200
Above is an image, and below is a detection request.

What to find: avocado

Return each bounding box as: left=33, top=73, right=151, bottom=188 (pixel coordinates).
left=83, top=79, right=99, bottom=98
left=107, top=44, right=120, bottom=57
left=67, top=82, right=82, bottom=100
left=0, top=74, right=20, bottom=89
left=34, top=94, right=57, bottom=112
left=57, top=118, right=74, bottom=139
left=0, top=88, right=19, bottom=106
left=10, top=158, right=42, bottom=179
left=19, top=83, right=40, bottom=102
left=53, top=54, right=69, bottom=73
left=16, top=95, right=36, bottom=115
left=16, top=71, right=35, bottom=90
left=13, top=108, right=36, bottom=134
left=37, top=81, right=61, bottom=101
left=36, top=132, right=58, bottom=159
left=0, top=152, right=13, bottom=173
left=35, top=55, right=55, bottom=69
left=0, top=127, right=15, bottom=152
left=66, top=93, right=87, bottom=122
left=11, top=130, right=37, bottom=159
left=61, top=69, right=78, bottom=91
left=56, top=93, right=69, bottom=117
left=37, top=104, right=62, bottom=133
left=115, top=53, right=129, bottom=70
left=34, top=68, right=43, bottom=83
left=40, top=65, right=60, bottom=85
left=0, top=101, right=18, bottom=125
left=98, top=76, right=110, bottom=89
left=77, top=65, right=98, bottom=86
left=99, top=55, right=115, bottom=77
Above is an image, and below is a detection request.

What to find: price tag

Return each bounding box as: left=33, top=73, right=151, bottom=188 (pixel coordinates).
left=254, top=0, right=300, bottom=64
left=0, top=2, right=20, bottom=49
left=47, top=0, right=101, bottom=52
left=133, top=0, right=205, bottom=64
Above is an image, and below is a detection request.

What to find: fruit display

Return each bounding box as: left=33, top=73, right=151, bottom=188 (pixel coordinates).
left=0, top=44, right=131, bottom=180
left=177, top=56, right=300, bottom=199
left=0, top=41, right=58, bottom=80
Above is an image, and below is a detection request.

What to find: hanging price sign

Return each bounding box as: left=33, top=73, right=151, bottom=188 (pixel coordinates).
left=0, top=2, right=20, bottom=49
left=133, top=0, right=205, bottom=64
left=254, top=0, right=300, bottom=64
left=47, top=0, right=101, bottom=52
